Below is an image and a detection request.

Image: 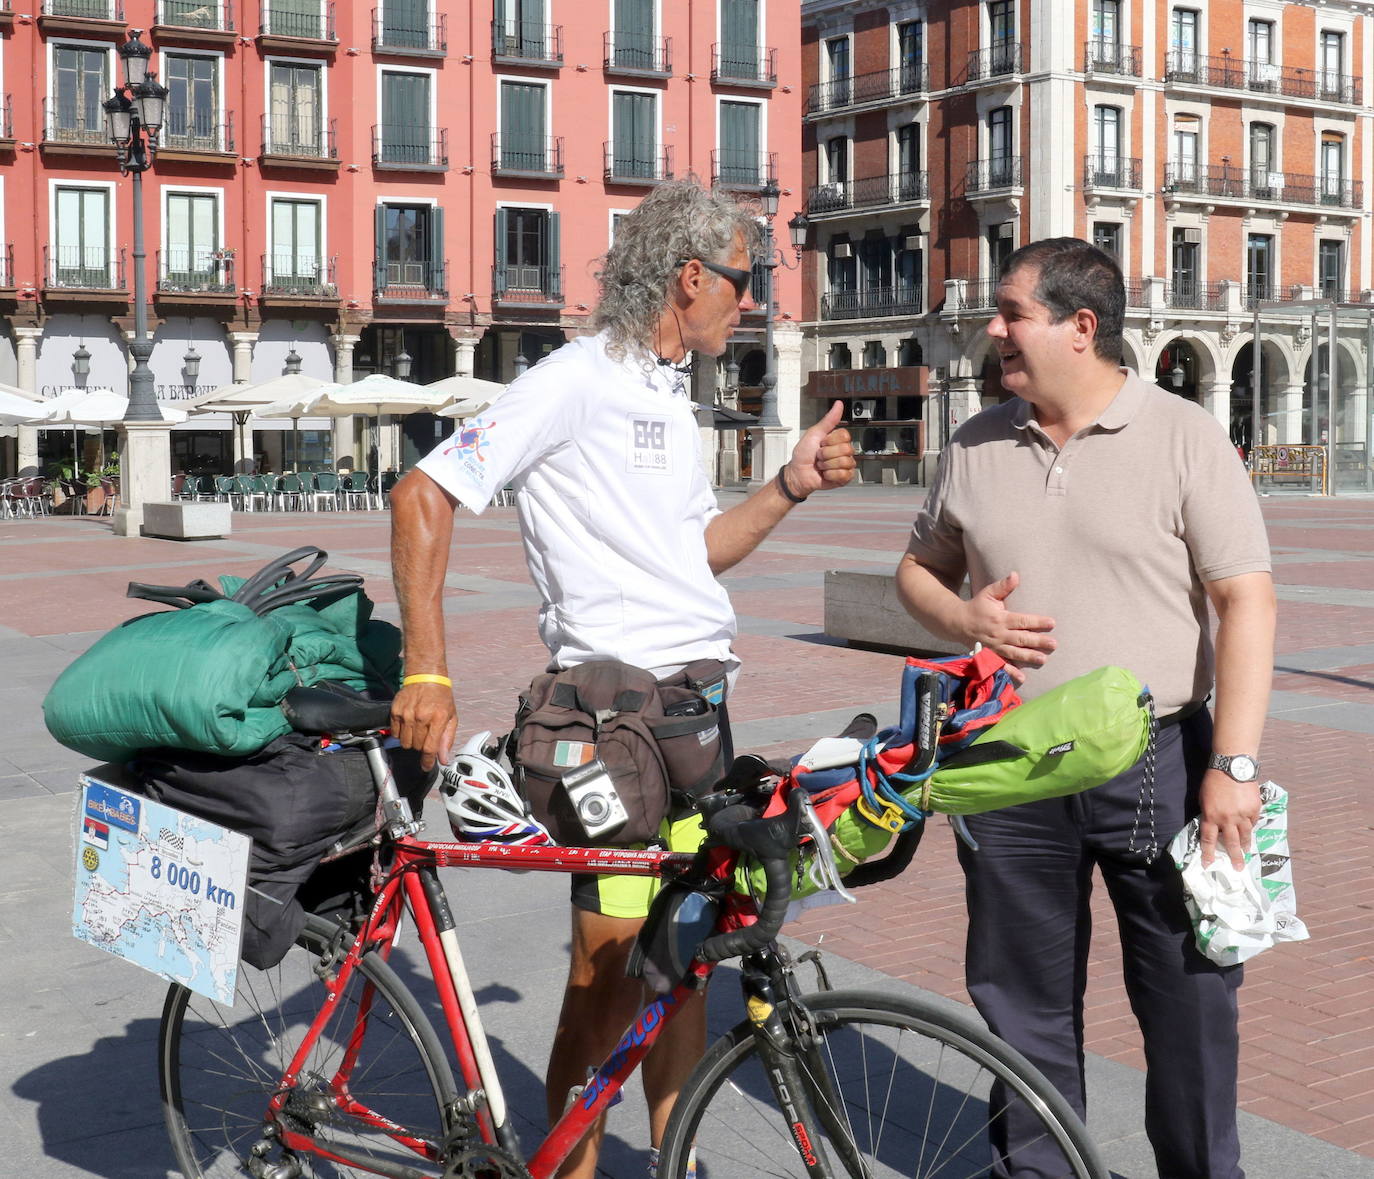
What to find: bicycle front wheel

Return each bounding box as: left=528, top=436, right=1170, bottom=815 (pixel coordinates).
left=160, top=914, right=459, bottom=1178
left=659, top=988, right=1106, bottom=1179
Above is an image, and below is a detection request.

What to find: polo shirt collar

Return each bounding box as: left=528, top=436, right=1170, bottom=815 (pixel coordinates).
left=1009, top=368, right=1142, bottom=436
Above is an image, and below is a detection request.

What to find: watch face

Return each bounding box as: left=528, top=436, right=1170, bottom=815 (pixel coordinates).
left=1228, top=755, right=1258, bottom=782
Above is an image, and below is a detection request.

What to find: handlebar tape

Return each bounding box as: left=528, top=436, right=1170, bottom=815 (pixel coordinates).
left=695, top=853, right=794, bottom=964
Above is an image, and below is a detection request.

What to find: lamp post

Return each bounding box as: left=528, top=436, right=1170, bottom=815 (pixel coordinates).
left=753, top=182, right=808, bottom=482
left=283, top=347, right=302, bottom=375
left=104, top=30, right=171, bottom=535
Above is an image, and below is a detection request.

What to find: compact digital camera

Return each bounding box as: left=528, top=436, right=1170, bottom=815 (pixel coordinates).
left=561, top=758, right=629, bottom=840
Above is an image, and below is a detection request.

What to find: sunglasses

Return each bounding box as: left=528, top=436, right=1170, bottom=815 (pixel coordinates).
left=679, top=257, right=753, bottom=300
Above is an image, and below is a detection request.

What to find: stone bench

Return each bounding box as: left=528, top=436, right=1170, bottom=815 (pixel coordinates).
left=823, top=570, right=969, bottom=656
left=141, top=501, right=233, bottom=541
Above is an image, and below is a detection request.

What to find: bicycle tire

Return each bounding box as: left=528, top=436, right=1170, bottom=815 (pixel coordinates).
left=160, top=913, right=459, bottom=1178
left=658, top=987, right=1107, bottom=1179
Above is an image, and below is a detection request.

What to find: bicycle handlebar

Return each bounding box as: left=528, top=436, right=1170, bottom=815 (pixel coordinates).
left=694, top=789, right=805, bottom=964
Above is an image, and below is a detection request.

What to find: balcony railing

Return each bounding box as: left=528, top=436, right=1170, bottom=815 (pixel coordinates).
left=372, top=8, right=445, bottom=53
left=1165, top=50, right=1361, bottom=105
left=43, top=97, right=108, bottom=145
left=1165, top=281, right=1225, bottom=311
left=262, top=1, right=334, bottom=40
left=1125, top=279, right=1148, bottom=309
left=262, top=253, right=338, bottom=298
left=604, top=30, right=671, bottom=75
left=1082, top=155, right=1142, bottom=190
left=372, top=125, right=448, bottom=170
left=967, top=42, right=1021, bottom=82
left=821, top=285, right=924, bottom=320
left=45, top=245, right=126, bottom=290
left=156, top=249, right=235, bottom=294
left=158, top=0, right=232, bottom=28
left=163, top=110, right=234, bottom=153
left=603, top=141, right=672, bottom=183
left=960, top=280, right=998, bottom=310
left=491, top=20, right=562, bottom=64
left=712, top=148, right=777, bottom=190
left=1243, top=283, right=1303, bottom=310
left=1083, top=40, right=1141, bottom=76
left=805, top=171, right=929, bottom=215
left=493, top=263, right=565, bottom=306
left=42, top=0, right=123, bottom=17
left=492, top=133, right=564, bottom=178
left=1164, top=163, right=1362, bottom=210
left=262, top=114, right=338, bottom=159
left=1, top=94, right=12, bottom=139
left=375, top=259, right=447, bottom=300
left=966, top=156, right=1023, bottom=193
left=806, top=64, right=927, bottom=115
left=711, top=44, right=777, bottom=86
left=0, top=246, right=13, bottom=288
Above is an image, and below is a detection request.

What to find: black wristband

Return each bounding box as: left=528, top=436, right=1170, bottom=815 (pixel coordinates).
left=775, top=465, right=809, bottom=505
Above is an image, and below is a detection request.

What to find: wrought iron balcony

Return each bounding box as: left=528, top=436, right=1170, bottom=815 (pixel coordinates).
left=712, top=44, right=777, bottom=87
left=1165, top=50, right=1360, bottom=105
left=375, top=259, right=447, bottom=301
left=262, top=1, right=333, bottom=41
left=1083, top=40, right=1141, bottom=77
left=493, top=263, right=565, bottom=308
left=821, top=285, right=924, bottom=320
left=45, top=245, right=126, bottom=290
left=967, top=43, right=1021, bottom=82
left=603, top=141, right=672, bottom=184
left=492, top=133, right=565, bottom=179
left=1125, top=280, right=1149, bottom=309
left=960, top=280, right=998, bottom=310
left=1165, top=280, right=1225, bottom=311
left=806, top=64, right=927, bottom=115
left=711, top=148, right=777, bottom=191
left=1164, top=163, right=1361, bottom=211
left=1242, top=283, right=1304, bottom=310
left=805, top=172, right=928, bottom=216
left=163, top=110, right=234, bottom=153
left=604, top=30, right=671, bottom=77
left=156, top=249, right=235, bottom=294
left=42, top=0, right=123, bottom=17
left=966, top=156, right=1023, bottom=193
left=43, top=97, right=108, bottom=146
left=372, top=126, right=448, bottom=171
left=1082, top=155, right=1142, bottom=190
left=262, top=254, right=338, bottom=298
left=261, top=114, right=338, bottom=161
left=157, top=0, right=232, bottom=29
left=373, top=8, right=445, bottom=54
left=0, top=245, right=12, bottom=289
left=491, top=20, right=562, bottom=65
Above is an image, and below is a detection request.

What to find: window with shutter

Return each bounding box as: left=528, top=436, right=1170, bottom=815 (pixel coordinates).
left=269, top=63, right=322, bottom=154
left=381, top=72, right=431, bottom=164
left=721, top=0, right=759, bottom=80
left=614, top=0, right=655, bottom=70
left=383, top=0, right=429, bottom=50
left=165, top=192, right=220, bottom=287
left=720, top=101, right=761, bottom=185
left=271, top=199, right=323, bottom=290
left=612, top=91, right=656, bottom=178
left=54, top=187, right=110, bottom=287
left=165, top=55, right=219, bottom=151
left=52, top=46, right=109, bottom=143
left=501, top=81, right=547, bottom=171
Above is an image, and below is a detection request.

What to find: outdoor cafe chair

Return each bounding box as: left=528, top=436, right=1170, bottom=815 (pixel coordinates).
left=341, top=471, right=374, bottom=510
left=278, top=473, right=307, bottom=512
left=306, top=471, right=340, bottom=511
left=232, top=474, right=267, bottom=512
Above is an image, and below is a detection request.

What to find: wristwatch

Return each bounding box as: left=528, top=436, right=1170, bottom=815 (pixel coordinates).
left=1208, top=753, right=1260, bottom=782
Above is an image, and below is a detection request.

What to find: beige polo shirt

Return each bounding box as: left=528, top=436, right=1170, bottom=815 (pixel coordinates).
left=909, top=370, right=1271, bottom=713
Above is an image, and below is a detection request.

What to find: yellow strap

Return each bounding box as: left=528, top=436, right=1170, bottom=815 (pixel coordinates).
left=402, top=674, right=453, bottom=688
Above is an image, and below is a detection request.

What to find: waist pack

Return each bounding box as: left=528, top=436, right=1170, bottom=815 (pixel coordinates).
left=43, top=547, right=402, bottom=763
left=511, top=658, right=727, bottom=846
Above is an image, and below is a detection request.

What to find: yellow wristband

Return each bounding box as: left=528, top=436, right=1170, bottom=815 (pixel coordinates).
left=402, top=674, right=453, bottom=688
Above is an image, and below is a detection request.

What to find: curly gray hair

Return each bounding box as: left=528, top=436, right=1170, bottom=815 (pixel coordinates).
left=591, top=178, right=762, bottom=361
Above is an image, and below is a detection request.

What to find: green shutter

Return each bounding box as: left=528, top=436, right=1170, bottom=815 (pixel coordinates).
left=382, top=72, right=429, bottom=163
left=502, top=82, right=545, bottom=170
left=494, top=208, right=509, bottom=296
left=722, top=0, right=758, bottom=78
left=721, top=101, right=759, bottom=184
left=615, top=0, right=653, bottom=67
left=430, top=207, right=445, bottom=293
left=613, top=91, right=653, bottom=176
left=374, top=206, right=387, bottom=290
left=384, top=0, right=427, bottom=49
left=547, top=212, right=561, bottom=300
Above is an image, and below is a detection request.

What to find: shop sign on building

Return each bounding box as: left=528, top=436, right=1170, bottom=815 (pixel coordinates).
left=805, top=367, right=929, bottom=399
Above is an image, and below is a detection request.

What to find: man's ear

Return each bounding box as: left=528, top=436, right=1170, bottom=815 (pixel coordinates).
left=1072, top=308, right=1099, bottom=353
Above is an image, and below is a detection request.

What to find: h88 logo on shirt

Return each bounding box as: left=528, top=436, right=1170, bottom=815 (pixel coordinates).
left=626, top=414, right=672, bottom=475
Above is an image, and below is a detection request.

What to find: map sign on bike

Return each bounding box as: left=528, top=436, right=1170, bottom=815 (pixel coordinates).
left=72, top=775, right=250, bottom=1005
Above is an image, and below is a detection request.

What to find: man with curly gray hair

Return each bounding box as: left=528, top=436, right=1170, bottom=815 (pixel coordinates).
left=389, top=177, right=855, bottom=1178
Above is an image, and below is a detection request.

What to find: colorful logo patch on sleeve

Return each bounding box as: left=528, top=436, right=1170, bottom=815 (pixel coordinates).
left=441, top=419, right=494, bottom=464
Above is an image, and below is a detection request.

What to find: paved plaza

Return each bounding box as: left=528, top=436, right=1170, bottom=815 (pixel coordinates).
left=0, top=483, right=1371, bottom=1177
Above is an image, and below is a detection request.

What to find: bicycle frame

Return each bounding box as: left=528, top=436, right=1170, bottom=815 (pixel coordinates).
left=269, top=828, right=711, bottom=1178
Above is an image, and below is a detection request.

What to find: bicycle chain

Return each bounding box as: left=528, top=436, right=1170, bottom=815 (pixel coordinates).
left=442, top=1144, right=531, bottom=1179
left=1126, top=694, right=1160, bottom=862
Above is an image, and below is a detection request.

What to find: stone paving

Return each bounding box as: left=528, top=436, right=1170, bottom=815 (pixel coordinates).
left=1, top=484, right=1371, bottom=1176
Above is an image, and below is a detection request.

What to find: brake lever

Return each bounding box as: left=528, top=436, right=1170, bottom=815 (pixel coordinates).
left=796, top=792, right=857, bottom=905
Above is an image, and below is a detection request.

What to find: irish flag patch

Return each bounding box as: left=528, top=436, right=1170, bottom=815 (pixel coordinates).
left=553, top=741, right=596, bottom=768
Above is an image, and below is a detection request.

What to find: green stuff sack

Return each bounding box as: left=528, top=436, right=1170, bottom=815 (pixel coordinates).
left=916, top=664, right=1152, bottom=815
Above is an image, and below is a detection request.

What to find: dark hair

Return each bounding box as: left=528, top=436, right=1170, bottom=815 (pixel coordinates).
left=999, top=237, right=1125, bottom=363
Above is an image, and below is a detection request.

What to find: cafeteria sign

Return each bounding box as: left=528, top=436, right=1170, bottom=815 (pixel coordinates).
left=805, top=367, right=929, bottom=399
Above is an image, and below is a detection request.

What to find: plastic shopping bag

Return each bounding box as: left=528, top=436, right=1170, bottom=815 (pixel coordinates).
left=1168, top=781, right=1310, bottom=966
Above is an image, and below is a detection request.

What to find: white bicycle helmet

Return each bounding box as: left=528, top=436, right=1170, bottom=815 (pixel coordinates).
left=440, top=731, right=555, bottom=846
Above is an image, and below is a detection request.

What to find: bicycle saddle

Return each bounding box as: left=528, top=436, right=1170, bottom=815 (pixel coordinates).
left=281, top=682, right=393, bottom=735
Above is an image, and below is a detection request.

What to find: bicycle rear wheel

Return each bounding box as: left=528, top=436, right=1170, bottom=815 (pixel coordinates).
left=659, top=988, right=1106, bottom=1179
left=160, top=914, right=458, bottom=1178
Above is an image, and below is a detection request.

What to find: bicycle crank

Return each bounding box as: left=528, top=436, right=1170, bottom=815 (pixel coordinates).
left=442, top=1145, right=530, bottom=1179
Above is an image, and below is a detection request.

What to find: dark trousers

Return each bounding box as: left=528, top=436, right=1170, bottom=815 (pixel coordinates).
left=957, top=711, right=1245, bottom=1179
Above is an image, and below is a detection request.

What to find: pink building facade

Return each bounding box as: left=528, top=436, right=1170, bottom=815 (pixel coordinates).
left=0, top=0, right=802, bottom=478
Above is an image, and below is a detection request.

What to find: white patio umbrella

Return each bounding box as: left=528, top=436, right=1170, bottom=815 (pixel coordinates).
left=0, top=388, right=44, bottom=426
left=187, top=373, right=329, bottom=473
left=35, top=389, right=187, bottom=477
left=432, top=373, right=507, bottom=420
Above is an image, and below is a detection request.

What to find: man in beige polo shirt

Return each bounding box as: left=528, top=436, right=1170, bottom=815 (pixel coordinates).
left=897, top=237, right=1274, bottom=1179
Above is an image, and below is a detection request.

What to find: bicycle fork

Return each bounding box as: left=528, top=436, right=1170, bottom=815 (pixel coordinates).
left=741, top=953, right=872, bottom=1179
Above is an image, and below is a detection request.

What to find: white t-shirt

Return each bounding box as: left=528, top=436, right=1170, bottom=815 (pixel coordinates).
left=415, top=332, right=736, bottom=674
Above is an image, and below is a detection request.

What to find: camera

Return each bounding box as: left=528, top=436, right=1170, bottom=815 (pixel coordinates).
left=562, top=758, right=629, bottom=840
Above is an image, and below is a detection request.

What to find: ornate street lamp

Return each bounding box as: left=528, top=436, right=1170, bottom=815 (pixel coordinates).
left=182, top=344, right=201, bottom=388
left=757, top=181, right=803, bottom=432
left=72, top=343, right=91, bottom=380
left=283, top=347, right=302, bottom=375
left=393, top=347, right=413, bottom=380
